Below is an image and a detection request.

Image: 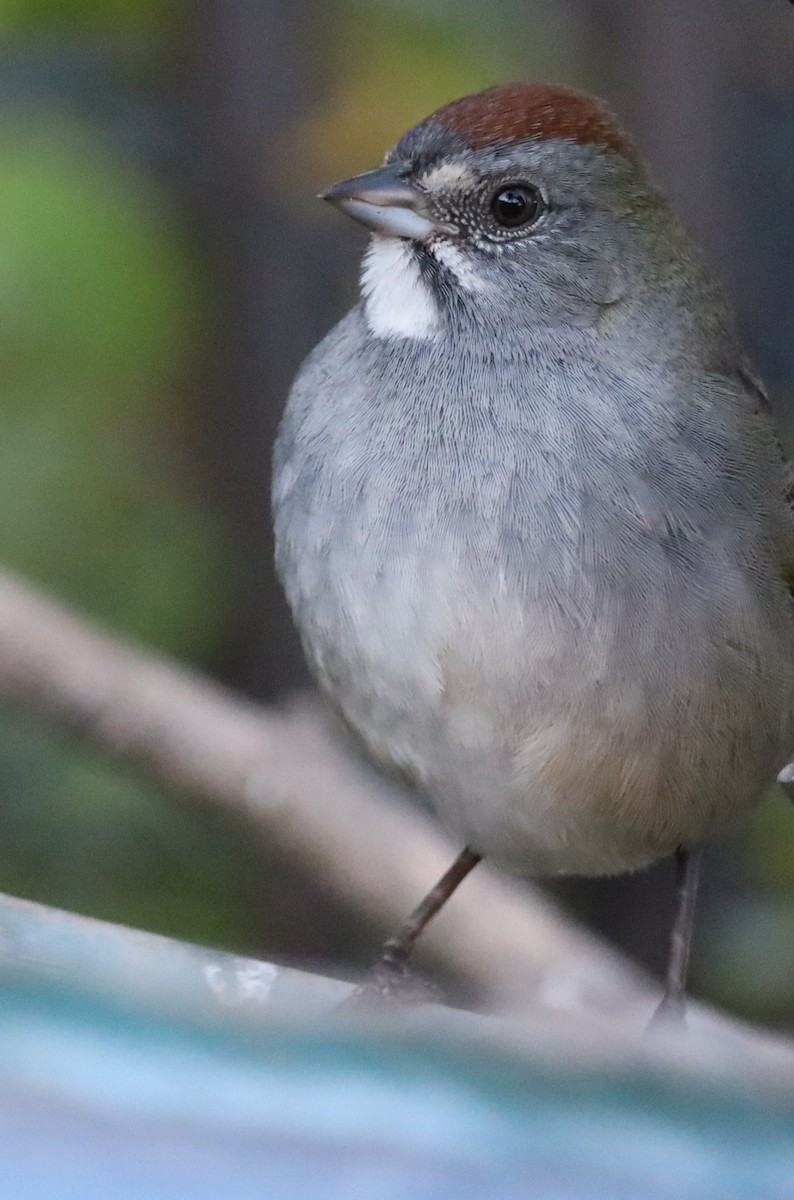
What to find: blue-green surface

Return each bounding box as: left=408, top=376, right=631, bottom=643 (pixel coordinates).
left=0, top=972, right=793, bottom=1200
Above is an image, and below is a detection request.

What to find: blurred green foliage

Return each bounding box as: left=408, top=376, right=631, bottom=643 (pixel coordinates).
left=697, top=791, right=794, bottom=1023
left=0, top=710, right=261, bottom=950
left=298, top=1, right=578, bottom=179
left=0, top=119, right=231, bottom=655
left=0, top=0, right=172, bottom=38
left=0, top=107, right=247, bottom=945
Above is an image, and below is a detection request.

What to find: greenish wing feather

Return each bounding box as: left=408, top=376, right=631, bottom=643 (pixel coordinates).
left=737, top=362, right=794, bottom=595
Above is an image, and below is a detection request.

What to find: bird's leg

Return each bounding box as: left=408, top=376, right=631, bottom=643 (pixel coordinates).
left=370, top=846, right=482, bottom=998
left=650, top=846, right=703, bottom=1026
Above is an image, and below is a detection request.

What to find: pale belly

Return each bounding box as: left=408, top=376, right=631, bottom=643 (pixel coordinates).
left=292, top=542, right=794, bottom=878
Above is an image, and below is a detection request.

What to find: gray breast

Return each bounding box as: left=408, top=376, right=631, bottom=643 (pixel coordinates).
left=273, top=308, right=794, bottom=875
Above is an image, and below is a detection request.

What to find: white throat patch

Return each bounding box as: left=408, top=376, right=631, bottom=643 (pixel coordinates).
left=361, top=236, right=439, bottom=340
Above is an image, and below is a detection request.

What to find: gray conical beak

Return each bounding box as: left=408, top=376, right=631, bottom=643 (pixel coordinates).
left=319, top=164, right=453, bottom=241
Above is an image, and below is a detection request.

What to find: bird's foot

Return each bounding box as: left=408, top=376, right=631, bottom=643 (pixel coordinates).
left=646, top=990, right=687, bottom=1031
left=340, top=947, right=440, bottom=1013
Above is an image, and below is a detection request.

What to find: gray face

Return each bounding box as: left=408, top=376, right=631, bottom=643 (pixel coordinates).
left=320, top=96, right=728, bottom=365
left=325, top=119, right=661, bottom=333
left=389, top=124, right=554, bottom=251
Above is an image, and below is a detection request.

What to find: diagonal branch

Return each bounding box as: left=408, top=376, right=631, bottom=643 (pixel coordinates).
left=0, top=567, right=654, bottom=1017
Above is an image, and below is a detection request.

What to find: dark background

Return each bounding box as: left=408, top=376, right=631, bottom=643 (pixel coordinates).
left=1, top=0, right=793, bottom=1024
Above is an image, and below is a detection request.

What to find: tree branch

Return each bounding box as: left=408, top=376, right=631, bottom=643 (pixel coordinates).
left=0, top=568, right=691, bottom=1021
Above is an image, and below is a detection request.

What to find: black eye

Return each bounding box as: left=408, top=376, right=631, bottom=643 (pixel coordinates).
left=489, top=184, right=542, bottom=229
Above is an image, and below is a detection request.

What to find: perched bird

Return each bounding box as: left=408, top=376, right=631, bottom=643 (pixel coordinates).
left=272, top=83, right=794, bottom=1018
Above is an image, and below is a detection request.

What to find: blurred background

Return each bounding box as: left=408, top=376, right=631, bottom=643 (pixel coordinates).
left=0, top=0, right=792, bottom=1026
